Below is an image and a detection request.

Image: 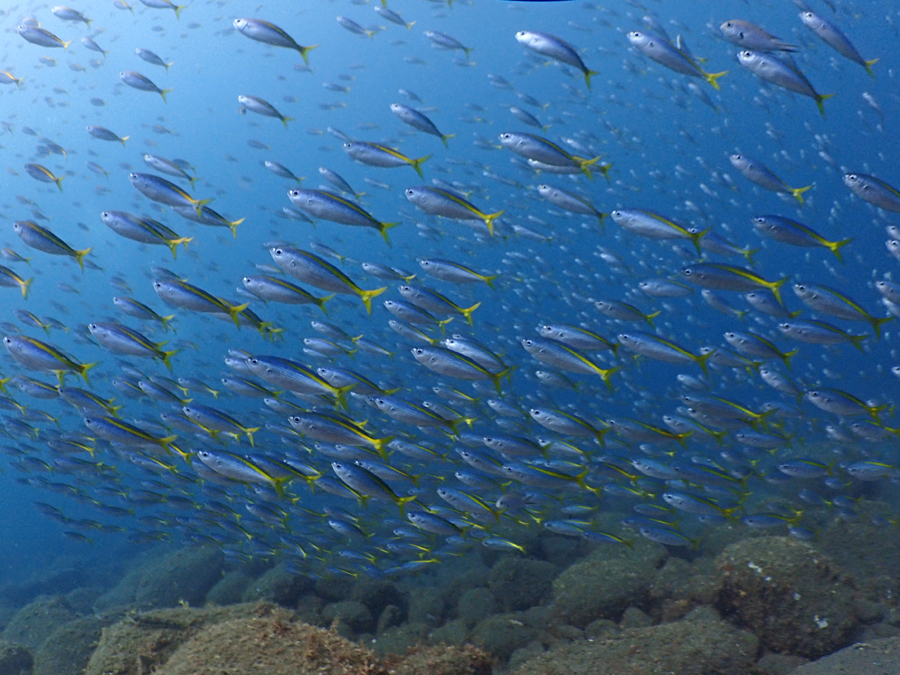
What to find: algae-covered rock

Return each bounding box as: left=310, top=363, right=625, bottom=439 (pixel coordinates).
left=511, top=606, right=758, bottom=675
left=715, top=536, right=857, bottom=658
left=352, top=579, right=406, bottom=619
left=315, top=573, right=355, bottom=602
left=84, top=602, right=262, bottom=675
left=488, top=557, right=556, bottom=612
left=755, top=651, right=808, bottom=675
left=32, top=615, right=106, bottom=675
left=457, top=588, right=497, bottom=628
left=154, top=606, right=385, bottom=675
left=372, top=621, right=429, bottom=656
left=551, top=539, right=667, bottom=628
left=1, top=596, right=76, bottom=649
left=321, top=600, right=373, bottom=634
left=407, top=585, right=446, bottom=627
left=386, top=644, right=493, bottom=675
left=241, top=562, right=312, bottom=607
left=0, top=640, right=32, bottom=675
left=376, top=604, right=404, bottom=635
left=429, top=619, right=469, bottom=647
left=206, top=569, right=253, bottom=606
left=64, top=587, right=104, bottom=615
left=648, top=554, right=718, bottom=622
left=789, top=636, right=900, bottom=675
left=95, top=546, right=224, bottom=611
left=618, top=607, right=651, bottom=629
left=470, top=613, right=536, bottom=662
left=135, top=546, right=224, bottom=609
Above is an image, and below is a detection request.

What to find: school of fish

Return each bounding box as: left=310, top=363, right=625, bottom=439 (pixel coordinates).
left=1, top=0, right=899, bottom=579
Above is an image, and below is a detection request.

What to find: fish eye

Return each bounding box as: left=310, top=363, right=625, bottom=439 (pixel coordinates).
left=682, top=269, right=692, bottom=276
left=274, top=248, right=283, bottom=255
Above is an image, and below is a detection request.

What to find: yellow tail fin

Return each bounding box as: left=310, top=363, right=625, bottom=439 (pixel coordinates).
left=74, top=248, right=92, bottom=272
left=227, top=217, right=246, bottom=238
left=483, top=210, right=504, bottom=236
left=791, top=185, right=813, bottom=204
left=703, top=70, right=728, bottom=90
left=815, top=93, right=835, bottom=118
left=358, top=286, right=388, bottom=315
left=865, top=58, right=879, bottom=79
left=299, top=44, right=319, bottom=66
left=460, top=302, right=481, bottom=326
left=410, top=154, right=433, bottom=179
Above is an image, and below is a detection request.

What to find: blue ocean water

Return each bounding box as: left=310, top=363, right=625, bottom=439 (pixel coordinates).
left=0, top=0, right=898, bottom=603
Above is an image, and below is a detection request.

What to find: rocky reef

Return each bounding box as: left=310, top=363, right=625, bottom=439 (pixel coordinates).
left=0, top=518, right=898, bottom=674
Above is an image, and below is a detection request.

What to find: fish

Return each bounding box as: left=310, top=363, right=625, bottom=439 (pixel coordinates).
left=681, top=263, right=788, bottom=305
left=113, top=297, right=176, bottom=332
left=729, top=155, right=812, bottom=204
left=375, top=7, right=414, bottom=30
left=17, top=26, right=71, bottom=49
left=238, top=95, right=292, bottom=128
left=120, top=71, right=172, bottom=102
left=617, top=331, right=714, bottom=374
left=13, top=221, right=91, bottom=271
left=343, top=141, right=432, bottom=179
left=499, top=132, right=603, bottom=179
left=515, top=31, right=598, bottom=89
left=24, top=164, right=65, bottom=192
left=136, top=48, right=173, bottom=71
left=521, top=338, right=619, bottom=389
left=751, top=215, right=852, bottom=261
left=139, top=0, right=186, bottom=20
left=129, top=173, right=211, bottom=217
left=627, top=31, right=727, bottom=89
left=88, top=322, right=178, bottom=370
left=405, top=186, right=503, bottom=236
left=3, top=336, right=95, bottom=385
left=0, top=268, right=34, bottom=299
left=843, top=173, right=900, bottom=212
left=152, top=278, right=250, bottom=328
left=424, top=31, right=472, bottom=60
left=87, top=126, right=129, bottom=146
left=719, top=20, right=798, bottom=52
left=610, top=209, right=705, bottom=252
left=390, top=104, right=454, bottom=147
left=411, top=346, right=515, bottom=394
left=233, top=18, right=317, bottom=63
left=799, top=11, right=878, bottom=78
left=792, top=283, right=892, bottom=337
left=737, top=50, right=834, bottom=117
left=100, top=211, right=191, bottom=259
left=269, top=246, right=386, bottom=314
left=540, top=186, right=607, bottom=224
left=287, top=189, right=398, bottom=245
